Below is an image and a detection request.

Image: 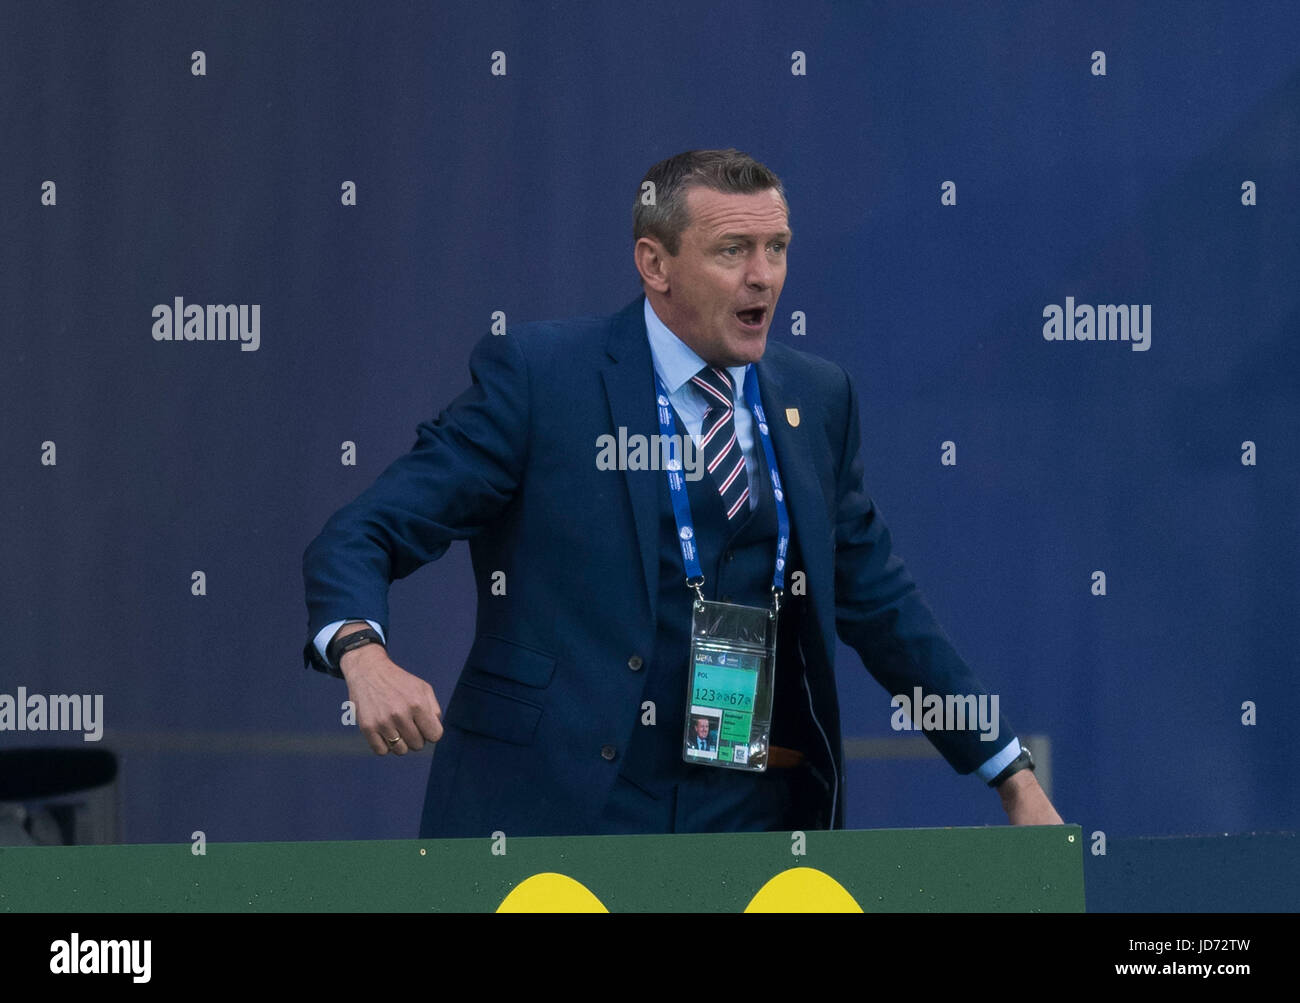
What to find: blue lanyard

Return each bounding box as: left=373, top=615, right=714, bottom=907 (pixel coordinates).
left=654, top=365, right=790, bottom=603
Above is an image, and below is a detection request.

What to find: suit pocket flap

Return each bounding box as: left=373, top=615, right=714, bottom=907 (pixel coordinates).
left=445, top=681, right=542, bottom=746
left=464, top=634, right=557, bottom=688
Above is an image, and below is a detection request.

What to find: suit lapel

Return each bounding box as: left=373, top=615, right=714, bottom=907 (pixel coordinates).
left=601, top=297, right=662, bottom=627
left=755, top=354, right=836, bottom=654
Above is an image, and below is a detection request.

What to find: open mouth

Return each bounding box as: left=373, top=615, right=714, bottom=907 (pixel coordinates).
left=736, top=307, right=767, bottom=329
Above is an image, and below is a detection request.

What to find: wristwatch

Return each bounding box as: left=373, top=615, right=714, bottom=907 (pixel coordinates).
left=327, top=626, right=385, bottom=673
left=988, top=746, right=1034, bottom=788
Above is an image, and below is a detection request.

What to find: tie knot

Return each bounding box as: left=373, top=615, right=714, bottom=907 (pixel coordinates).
left=690, top=365, right=736, bottom=410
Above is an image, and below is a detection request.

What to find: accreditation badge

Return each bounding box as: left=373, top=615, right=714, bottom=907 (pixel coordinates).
left=682, top=597, right=777, bottom=772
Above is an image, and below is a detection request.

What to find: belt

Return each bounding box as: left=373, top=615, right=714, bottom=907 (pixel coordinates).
left=768, top=745, right=805, bottom=769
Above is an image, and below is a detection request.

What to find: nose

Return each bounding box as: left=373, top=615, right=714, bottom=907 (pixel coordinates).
left=746, top=254, right=777, bottom=289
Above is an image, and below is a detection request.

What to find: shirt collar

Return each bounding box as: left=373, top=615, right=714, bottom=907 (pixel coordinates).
left=643, top=297, right=749, bottom=401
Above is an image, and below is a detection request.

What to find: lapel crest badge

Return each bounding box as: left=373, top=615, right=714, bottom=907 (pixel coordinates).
left=785, top=407, right=800, bottom=428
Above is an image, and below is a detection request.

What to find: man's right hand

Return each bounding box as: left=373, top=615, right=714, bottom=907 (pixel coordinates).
left=338, top=640, right=443, bottom=755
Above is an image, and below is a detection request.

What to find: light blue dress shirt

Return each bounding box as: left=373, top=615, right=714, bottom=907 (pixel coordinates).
left=642, top=297, right=758, bottom=509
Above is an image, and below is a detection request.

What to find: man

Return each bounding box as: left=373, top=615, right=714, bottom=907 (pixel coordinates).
left=302, top=149, right=1062, bottom=838
left=691, top=717, right=715, bottom=753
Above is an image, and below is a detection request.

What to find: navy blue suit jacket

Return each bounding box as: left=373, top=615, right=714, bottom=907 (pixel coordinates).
left=302, top=295, right=1012, bottom=837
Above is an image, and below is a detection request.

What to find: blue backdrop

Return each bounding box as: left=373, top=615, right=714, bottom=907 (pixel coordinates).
left=3, top=0, right=1297, bottom=844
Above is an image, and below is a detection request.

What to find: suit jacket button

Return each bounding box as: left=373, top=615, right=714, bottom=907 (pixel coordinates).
left=600, top=744, right=617, bottom=761
left=627, top=654, right=643, bottom=671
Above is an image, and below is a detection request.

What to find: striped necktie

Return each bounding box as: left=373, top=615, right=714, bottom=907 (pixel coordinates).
left=690, top=365, right=750, bottom=522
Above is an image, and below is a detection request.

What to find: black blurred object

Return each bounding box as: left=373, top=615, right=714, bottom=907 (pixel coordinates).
left=0, top=748, right=120, bottom=846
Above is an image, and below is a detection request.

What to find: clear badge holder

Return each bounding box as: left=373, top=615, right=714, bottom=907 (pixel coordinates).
left=681, top=596, right=778, bottom=772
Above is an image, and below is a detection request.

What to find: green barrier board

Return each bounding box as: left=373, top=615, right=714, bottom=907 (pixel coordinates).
left=0, top=825, right=1084, bottom=912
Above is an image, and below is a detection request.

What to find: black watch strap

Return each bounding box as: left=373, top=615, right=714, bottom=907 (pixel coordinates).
left=327, top=626, right=385, bottom=673
left=988, top=746, right=1034, bottom=788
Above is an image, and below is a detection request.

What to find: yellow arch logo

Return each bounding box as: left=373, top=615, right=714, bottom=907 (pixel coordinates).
left=493, top=867, right=862, bottom=912
left=744, top=867, right=863, bottom=912
left=496, top=872, right=609, bottom=912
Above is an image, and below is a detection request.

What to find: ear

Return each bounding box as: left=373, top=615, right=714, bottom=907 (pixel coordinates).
left=634, top=236, right=672, bottom=293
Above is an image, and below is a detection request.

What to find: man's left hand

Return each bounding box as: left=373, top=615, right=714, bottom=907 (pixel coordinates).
left=997, top=770, right=1064, bottom=825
